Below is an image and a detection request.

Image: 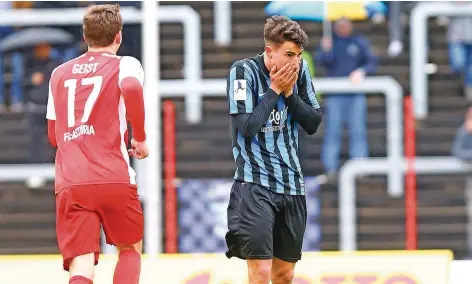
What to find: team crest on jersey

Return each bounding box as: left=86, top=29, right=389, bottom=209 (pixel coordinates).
left=233, top=79, right=247, bottom=101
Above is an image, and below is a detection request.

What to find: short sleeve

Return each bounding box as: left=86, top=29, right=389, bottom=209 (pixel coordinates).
left=227, top=62, right=255, bottom=115
left=119, top=56, right=144, bottom=87
left=299, top=59, right=320, bottom=109
left=46, top=70, right=56, bottom=120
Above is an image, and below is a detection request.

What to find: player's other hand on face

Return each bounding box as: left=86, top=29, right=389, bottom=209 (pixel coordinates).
left=283, top=63, right=299, bottom=97
left=269, top=63, right=298, bottom=95
left=128, top=138, right=149, bottom=159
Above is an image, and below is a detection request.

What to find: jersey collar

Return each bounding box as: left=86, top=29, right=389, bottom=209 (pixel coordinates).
left=255, top=52, right=270, bottom=78
left=85, top=51, right=115, bottom=56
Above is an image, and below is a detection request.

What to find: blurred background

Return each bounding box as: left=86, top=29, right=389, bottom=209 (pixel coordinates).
left=2, top=0, right=472, bottom=281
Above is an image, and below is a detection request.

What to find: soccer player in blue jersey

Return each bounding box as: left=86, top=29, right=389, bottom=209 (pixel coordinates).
left=224, top=16, right=323, bottom=284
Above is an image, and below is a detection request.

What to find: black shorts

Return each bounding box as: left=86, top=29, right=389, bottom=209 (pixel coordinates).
left=225, top=181, right=307, bottom=263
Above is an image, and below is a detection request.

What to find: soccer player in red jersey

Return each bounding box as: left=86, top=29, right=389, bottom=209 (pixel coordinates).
left=46, top=4, right=148, bottom=284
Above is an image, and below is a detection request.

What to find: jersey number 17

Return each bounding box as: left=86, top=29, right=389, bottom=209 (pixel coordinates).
left=64, top=76, right=103, bottom=128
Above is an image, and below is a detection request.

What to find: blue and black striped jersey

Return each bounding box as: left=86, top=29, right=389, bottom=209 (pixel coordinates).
left=226, top=53, right=320, bottom=195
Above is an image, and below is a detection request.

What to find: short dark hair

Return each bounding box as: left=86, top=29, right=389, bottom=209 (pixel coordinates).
left=83, top=4, right=123, bottom=48
left=263, top=16, right=308, bottom=49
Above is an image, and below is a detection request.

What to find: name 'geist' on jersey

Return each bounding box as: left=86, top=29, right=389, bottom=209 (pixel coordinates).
left=226, top=53, right=320, bottom=195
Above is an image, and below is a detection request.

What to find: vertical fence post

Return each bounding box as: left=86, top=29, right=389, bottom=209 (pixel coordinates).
left=404, top=96, right=418, bottom=250
left=163, top=100, right=178, bottom=253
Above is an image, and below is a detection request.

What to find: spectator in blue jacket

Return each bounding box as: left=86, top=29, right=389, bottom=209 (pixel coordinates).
left=316, top=17, right=378, bottom=183
left=452, top=106, right=472, bottom=161
left=451, top=106, right=472, bottom=259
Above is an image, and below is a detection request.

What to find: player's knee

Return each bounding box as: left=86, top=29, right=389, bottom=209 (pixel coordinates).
left=117, top=239, right=142, bottom=255
left=252, top=266, right=272, bottom=283
left=248, top=260, right=272, bottom=283
left=271, top=267, right=295, bottom=284
left=69, top=253, right=95, bottom=280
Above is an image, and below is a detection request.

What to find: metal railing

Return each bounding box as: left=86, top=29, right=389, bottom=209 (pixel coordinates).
left=214, top=1, right=232, bottom=46
left=411, top=2, right=472, bottom=119
left=141, top=0, right=160, bottom=258
left=339, top=156, right=472, bottom=251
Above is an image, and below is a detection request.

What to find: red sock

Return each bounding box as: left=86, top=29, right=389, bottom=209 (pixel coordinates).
left=69, top=276, right=92, bottom=284
left=113, top=250, right=141, bottom=284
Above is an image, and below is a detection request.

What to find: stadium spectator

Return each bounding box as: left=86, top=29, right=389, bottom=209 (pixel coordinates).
left=25, top=43, right=59, bottom=164
left=33, top=1, right=84, bottom=61
left=452, top=106, right=472, bottom=258
left=452, top=107, right=472, bottom=161
left=0, top=1, right=17, bottom=113
left=316, top=17, right=377, bottom=183
left=0, top=1, right=36, bottom=114
left=443, top=2, right=472, bottom=100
